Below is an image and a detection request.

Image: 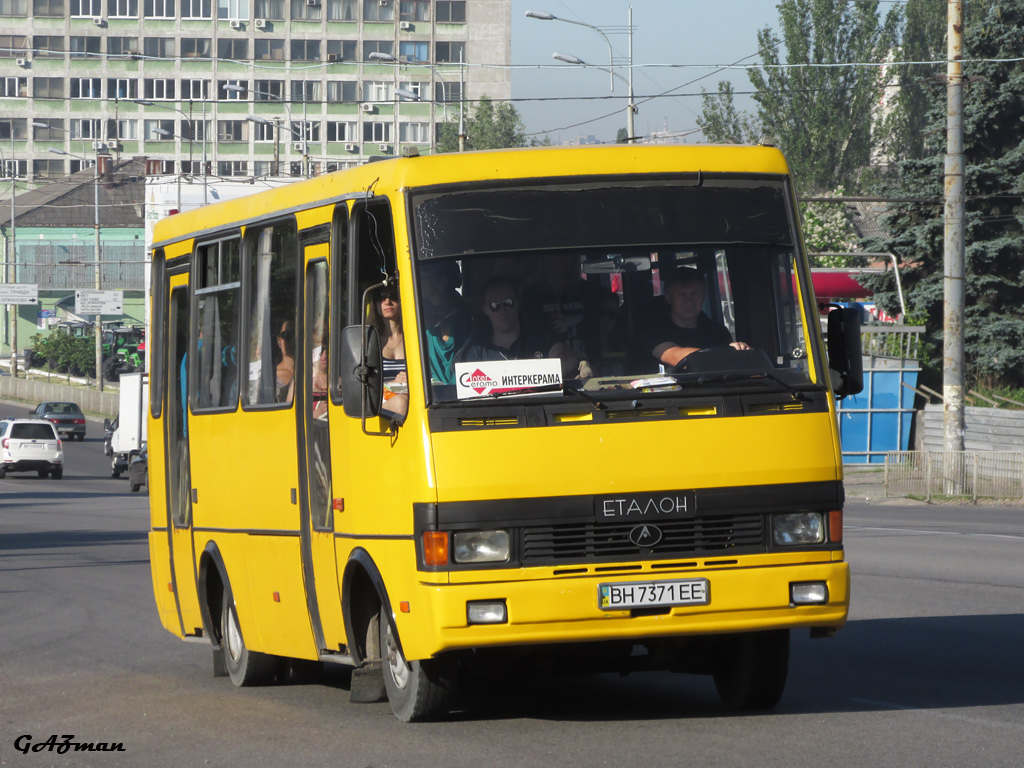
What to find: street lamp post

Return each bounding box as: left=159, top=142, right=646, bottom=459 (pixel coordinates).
left=245, top=115, right=281, bottom=175
left=133, top=98, right=208, bottom=204
left=528, top=7, right=636, bottom=143
left=225, top=85, right=305, bottom=177
left=39, top=122, right=105, bottom=391
left=1, top=141, right=17, bottom=376
left=368, top=51, right=456, bottom=151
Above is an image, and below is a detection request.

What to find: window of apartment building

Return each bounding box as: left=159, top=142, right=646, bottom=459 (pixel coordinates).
left=144, top=38, right=176, bottom=58
left=326, top=80, right=356, bottom=103
left=362, top=40, right=392, bottom=60
left=32, top=36, right=64, bottom=58
left=435, top=41, right=464, bottom=63
left=290, top=0, right=320, bottom=21
left=254, top=79, right=284, bottom=100
left=107, top=37, right=139, bottom=56
left=253, top=160, right=273, bottom=177
left=69, top=0, right=101, bottom=15
left=290, top=80, right=319, bottom=102
left=217, top=160, right=248, bottom=177
left=106, top=118, right=139, bottom=140
left=362, top=0, right=391, bottom=21
left=70, top=36, right=102, bottom=58
left=436, top=80, right=461, bottom=103
left=179, top=79, right=210, bottom=99
left=182, top=120, right=208, bottom=141
left=0, top=0, right=28, bottom=15
left=34, top=77, right=64, bottom=98
left=32, top=118, right=65, bottom=140
left=181, top=0, right=211, bottom=17
left=326, top=121, right=355, bottom=142
left=399, top=122, right=429, bottom=143
left=398, top=40, right=427, bottom=63
left=34, top=159, right=65, bottom=178
left=33, top=0, right=64, bottom=16
left=108, top=78, right=139, bottom=99
left=181, top=38, right=212, bottom=58
left=326, top=39, right=356, bottom=62
left=218, top=120, right=247, bottom=141
left=70, top=78, right=103, bottom=99
left=436, top=0, right=464, bottom=23
left=362, top=121, right=391, bottom=143
left=1, top=159, right=27, bottom=178
left=144, top=0, right=174, bottom=17
left=144, top=78, right=176, bottom=100
left=363, top=80, right=391, bottom=102
left=144, top=119, right=175, bottom=140
left=217, top=0, right=248, bottom=19
left=251, top=120, right=274, bottom=142
left=290, top=39, right=320, bottom=61
left=218, top=80, right=247, bottom=99
left=325, top=0, right=355, bottom=21
left=254, top=39, right=284, bottom=60
left=254, top=0, right=282, bottom=19
left=181, top=160, right=207, bottom=174
left=70, top=118, right=101, bottom=139
left=1, top=77, right=27, bottom=97
left=399, top=0, right=427, bottom=21
left=0, top=118, right=28, bottom=141
left=108, top=0, right=140, bottom=17
left=0, top=36, right=28, bottom=56
left=217, top=38, right=248, bottom=60
left=399, top=80, right=427, bottom=99
left=291, top=120, right=319, bottom=142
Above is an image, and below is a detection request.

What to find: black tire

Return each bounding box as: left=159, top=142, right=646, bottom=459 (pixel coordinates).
left=129, top=479, right=141, bottom=492
left=111, top=456, right=121, bottom=478
left=221, top=586, right=278, bottom=686
left=380, top=612, right=455, bottom=722
left=713, top=629, right=790, bottom=711
left=0, top=467, right=6, bottom=479
left=52, top=468, right=62, bottom=480
left=37, top=469, right=49, bottom=479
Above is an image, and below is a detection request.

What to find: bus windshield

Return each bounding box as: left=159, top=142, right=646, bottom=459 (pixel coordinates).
left=410, top=176, right=819, bottom=405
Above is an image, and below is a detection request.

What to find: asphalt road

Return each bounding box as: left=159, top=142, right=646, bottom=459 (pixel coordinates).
left=1, top=400, right=1023, bottom=767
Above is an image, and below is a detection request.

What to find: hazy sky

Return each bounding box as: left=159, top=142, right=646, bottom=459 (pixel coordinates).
left=509, top=0, right=782, bottom=143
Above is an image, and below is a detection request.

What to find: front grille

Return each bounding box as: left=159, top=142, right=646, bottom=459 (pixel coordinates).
left=521, top=514, right=765, bottom=565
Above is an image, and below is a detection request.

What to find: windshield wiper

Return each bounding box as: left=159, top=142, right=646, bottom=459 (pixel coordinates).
left=671, top=369, right=813, bottom=402
left=561, top=383, right=607, bottom=410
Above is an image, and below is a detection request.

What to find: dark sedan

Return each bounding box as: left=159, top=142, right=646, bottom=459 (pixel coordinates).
left=128, top=445, right=147, bottom=493
left=29, top=401, right=86, bottom=441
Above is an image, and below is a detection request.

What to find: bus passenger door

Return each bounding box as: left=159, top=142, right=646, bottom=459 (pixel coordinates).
left=298, top=256, right=345, bottom=653
left=165, top=281, right=203, bottom=635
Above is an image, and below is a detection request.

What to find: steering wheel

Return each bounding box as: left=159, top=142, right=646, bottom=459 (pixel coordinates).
left=669, top=345, right=740, bottom=375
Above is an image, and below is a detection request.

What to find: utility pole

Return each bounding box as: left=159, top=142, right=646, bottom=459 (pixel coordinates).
left=943, top=0, right=965, bottom=452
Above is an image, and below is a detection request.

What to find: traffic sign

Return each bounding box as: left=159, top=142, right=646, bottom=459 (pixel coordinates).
left=76, top=289, right=124, bottom=315
left=0, top=283, right=39, bottom=305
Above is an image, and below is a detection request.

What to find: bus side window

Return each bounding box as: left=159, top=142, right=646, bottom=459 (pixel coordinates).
left=194, top=237, right=241, bottom=411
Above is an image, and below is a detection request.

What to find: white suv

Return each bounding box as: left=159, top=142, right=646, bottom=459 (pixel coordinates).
left=0, top=419, right=64, bottom=480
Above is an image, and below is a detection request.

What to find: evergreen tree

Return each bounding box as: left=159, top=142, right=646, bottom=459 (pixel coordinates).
left=864, top=0, right=1024, bottom=387
left=697, top=81, right=762, bottom=145
left=437, top=96, right=527, bottom=153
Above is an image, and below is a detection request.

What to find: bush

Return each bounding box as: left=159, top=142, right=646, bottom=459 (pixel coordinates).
left=28, top=328, right=97, bottom=378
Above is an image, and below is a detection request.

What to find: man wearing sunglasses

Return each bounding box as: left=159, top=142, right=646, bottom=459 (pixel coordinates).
left=457, top=275, right=579, bottom=375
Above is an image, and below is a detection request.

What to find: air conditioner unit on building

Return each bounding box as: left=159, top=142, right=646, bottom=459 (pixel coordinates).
left=293, top=142, right=305, bottom=151
left=327, top=53, right=340, bottom=62
left=93, top=16, right=105, bottom=26
left=16, top=58, right=28, bottom=67
left=378, top=0, right=389, bottom=5
left=360, top=103, right=375, bottom=113
left=379, top=143, right=390, bottom=153
left=344, top=143, right=356, bottom=151
left=306, top=0, right=318, bottom=5
left=92, top=141, right=105, bottom=150
left=107, top=140, right=120, bottom=150
left=399, top=21, right=412, bottom=30
left=229, top=19, right=242, bottom=28
left=254, top=18, right=266, bottom=28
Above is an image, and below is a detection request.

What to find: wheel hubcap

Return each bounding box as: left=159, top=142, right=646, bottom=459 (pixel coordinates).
left=384, top=622, right=410, bottom=690
left=226, top=605, right=243, bottom=663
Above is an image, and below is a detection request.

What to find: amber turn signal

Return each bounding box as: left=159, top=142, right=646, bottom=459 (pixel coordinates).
left=829, top=509, right=843, bottom=543
left=423, top=531, right=449, bottom=566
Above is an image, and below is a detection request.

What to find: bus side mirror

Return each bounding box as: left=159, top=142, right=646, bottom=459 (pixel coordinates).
left=340, top=324, right=384, bottom=420
left=826, top=306, right=864, bottom=398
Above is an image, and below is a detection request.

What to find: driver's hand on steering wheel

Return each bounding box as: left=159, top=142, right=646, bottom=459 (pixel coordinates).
left=729, top=341, right=751, bottom=351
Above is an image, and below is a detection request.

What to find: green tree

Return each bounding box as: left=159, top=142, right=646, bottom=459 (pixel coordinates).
left=800, top=195, right=859, bottom=264
left=863, top=0, right=1024, bottom=387
left=437, top=96, right=527, bottom=153
left=697, top=81, right=762, bottom=145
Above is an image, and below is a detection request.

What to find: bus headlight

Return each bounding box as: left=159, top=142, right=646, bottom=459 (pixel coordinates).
left=452, top=530, right=510, bottom=564
left=772, top=513, right=824, bottom=546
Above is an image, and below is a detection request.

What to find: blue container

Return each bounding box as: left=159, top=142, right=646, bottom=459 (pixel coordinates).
left=837, top=357, right=919, bottom=464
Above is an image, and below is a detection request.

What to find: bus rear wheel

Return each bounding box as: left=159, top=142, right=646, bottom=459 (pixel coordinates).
left=221, top=587, right=278, bottom=686
left=712, top=629, right=789, bottom=711
left=380, top=615, right=455, bottom=722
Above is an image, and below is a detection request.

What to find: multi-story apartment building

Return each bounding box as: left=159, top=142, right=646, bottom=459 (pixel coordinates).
left=0, top=0, right=510, bottom=185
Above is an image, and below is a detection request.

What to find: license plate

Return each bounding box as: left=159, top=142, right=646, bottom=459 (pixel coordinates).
left=598, top=578, right=710, bottom=611
left=26, top=443, right=43, bottom=450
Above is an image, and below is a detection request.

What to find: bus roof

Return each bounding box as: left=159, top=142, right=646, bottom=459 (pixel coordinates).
left=150, top=143, right=793, bottom=251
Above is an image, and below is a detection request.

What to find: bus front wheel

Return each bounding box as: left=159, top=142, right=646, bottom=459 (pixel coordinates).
left=221, top=587, right=277, bottom=686
left=380, top=615, right=455, bottom=722
left=712, top=629, right=789, bottom=710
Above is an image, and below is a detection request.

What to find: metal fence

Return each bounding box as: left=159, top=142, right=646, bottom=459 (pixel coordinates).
left=885, top=451, right=1024, bottom=503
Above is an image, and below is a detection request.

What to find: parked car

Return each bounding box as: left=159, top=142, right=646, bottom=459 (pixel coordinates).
left=128, top=445, right=147, bottom=493
left=0, top=418, right=64, bottom=479
left=29, top=401, right=87, bottom=441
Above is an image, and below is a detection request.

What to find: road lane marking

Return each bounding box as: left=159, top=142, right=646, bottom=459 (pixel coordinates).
left=848, top=525, right=1024, bottom=541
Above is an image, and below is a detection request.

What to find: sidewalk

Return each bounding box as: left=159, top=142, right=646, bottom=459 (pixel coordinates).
left=842, top=464, right=888, bottom=503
